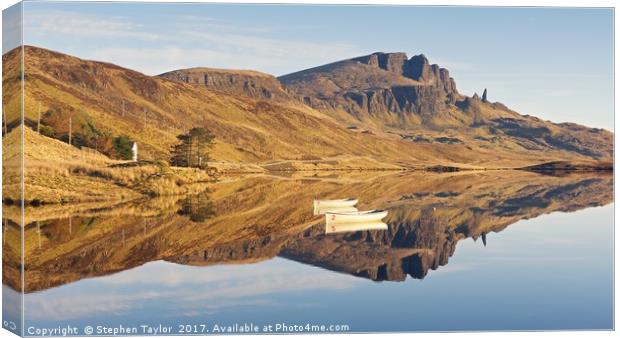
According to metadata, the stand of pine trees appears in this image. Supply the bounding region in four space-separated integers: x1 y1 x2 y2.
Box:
170 127 215 169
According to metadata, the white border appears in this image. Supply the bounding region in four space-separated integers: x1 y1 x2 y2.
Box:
0 1 617 338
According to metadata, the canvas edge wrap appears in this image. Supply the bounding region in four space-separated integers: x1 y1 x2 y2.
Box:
2 1 25 337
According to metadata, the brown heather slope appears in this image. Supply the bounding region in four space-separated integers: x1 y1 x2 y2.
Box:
10 46 429 169
3 45 611 171
279 52 613 161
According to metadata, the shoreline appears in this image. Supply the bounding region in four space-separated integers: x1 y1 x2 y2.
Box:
8 165 613 207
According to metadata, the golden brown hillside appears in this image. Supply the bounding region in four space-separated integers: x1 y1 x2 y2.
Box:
15 46 428 168
3 127 217 204
2 45 611 172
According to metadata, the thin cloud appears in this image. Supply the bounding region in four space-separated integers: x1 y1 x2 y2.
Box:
24 10 162 41
178 29 361 65
23 9 363 75
176 15 277 34
85 41 362 76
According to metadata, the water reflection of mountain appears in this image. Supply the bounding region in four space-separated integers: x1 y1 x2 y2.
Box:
3 171 612 292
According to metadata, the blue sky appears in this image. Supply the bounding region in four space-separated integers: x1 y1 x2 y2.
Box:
10 2 615 130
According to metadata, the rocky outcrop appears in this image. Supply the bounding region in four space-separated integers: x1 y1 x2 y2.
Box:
456 94 482 114
352 52 408 73
351 53 458 96
278 51 613 162
159 68 292 101
279 52 460 125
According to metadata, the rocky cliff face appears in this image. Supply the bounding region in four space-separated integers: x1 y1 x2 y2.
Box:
279 52 460 124
278 51 613 161
159 67 292 101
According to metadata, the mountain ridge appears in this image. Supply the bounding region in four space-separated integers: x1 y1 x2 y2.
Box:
278 51 462 125
277 51 612 159
158 66 293 101
3 45 613 173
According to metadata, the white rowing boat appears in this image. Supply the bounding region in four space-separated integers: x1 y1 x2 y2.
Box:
325 221 388 234
313 198 358 209
313 206 359 216
334 209 378 214
325 210 388 225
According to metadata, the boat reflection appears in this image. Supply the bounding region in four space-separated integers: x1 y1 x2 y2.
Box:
314 198 389 228
325 221 388 234
325 210 388 226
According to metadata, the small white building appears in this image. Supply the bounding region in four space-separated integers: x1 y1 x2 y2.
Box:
131 142 138 162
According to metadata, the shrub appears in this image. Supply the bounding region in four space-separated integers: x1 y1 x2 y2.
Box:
113 136 134 160
39 125 55 138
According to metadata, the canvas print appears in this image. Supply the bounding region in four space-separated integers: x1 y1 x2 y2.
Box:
1 2 614 336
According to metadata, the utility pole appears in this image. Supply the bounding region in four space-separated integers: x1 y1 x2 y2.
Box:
37 221 41 249
187 135 193 167
3 107 7 138
186 142 191 167
37 102 41 134
143 109 149 143
68 116 72 146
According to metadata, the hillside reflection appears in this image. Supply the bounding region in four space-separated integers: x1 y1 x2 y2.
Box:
2 170 613 292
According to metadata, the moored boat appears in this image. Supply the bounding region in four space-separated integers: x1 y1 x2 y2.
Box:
313 198 358 209
313 206 359 216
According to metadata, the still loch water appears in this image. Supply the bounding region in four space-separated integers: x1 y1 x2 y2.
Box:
3 171 614 334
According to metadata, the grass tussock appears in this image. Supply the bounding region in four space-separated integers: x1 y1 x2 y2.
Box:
68 163 160 185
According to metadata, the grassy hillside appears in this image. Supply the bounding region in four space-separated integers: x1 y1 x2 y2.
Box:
2 126 215 204
16 46 426 167
3 45 608 172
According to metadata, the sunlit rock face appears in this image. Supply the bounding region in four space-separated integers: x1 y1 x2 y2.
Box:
279 52 459 123
279 51 613 160
159 67 293 101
